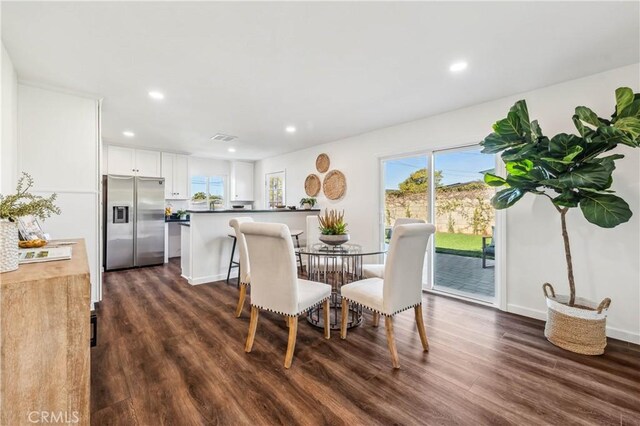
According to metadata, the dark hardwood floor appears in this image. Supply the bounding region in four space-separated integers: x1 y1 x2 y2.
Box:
91 259 640 425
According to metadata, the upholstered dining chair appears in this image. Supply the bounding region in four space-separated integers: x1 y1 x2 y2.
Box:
340 223 435 369
229 217 254 318
240 222 332 368
362 218 425 279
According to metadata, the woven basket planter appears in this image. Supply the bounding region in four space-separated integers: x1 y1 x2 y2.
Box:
0 220 19 273
542 283 611 355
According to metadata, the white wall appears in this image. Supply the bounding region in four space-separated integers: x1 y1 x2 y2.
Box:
189 156 230 178
18 84 101 304
1 43 18 194
255 64 640 343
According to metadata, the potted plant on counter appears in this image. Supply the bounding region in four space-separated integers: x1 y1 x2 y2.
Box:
318 209 350 246
176 210 188 220
480 87 640 355
300 197 317 210
0 172 61 273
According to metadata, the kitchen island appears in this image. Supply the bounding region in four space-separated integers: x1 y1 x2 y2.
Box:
181 209 320 285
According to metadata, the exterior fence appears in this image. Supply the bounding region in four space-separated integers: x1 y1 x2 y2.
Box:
385 185 495 236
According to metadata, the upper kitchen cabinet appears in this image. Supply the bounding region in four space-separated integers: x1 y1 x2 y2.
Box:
230 161 254 201
106 146 135 175
106 146 161 177
134 149 162 176
162 152 189 199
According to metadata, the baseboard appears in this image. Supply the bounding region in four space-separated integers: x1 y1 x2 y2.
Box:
507 303 640 344
506 304 547 321
188 272 230 285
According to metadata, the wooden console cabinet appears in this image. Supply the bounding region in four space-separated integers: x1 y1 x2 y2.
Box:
0 239 91 425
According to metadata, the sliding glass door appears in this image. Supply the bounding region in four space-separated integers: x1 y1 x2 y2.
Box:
382 155 430 283
381 145 497 303
432 146 496 301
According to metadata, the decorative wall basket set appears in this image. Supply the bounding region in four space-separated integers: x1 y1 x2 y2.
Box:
305 153 346 200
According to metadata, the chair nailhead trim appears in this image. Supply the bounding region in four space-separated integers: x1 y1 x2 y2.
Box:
341 298 420 317
251 297 330 317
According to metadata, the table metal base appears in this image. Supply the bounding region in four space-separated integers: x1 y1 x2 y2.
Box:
307 293 363 330
301 246 384 331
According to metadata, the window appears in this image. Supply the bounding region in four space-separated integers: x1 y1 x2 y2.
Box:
191 175 226 208
265 171 285 208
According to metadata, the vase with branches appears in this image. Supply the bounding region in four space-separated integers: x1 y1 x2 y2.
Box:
0 173 61 272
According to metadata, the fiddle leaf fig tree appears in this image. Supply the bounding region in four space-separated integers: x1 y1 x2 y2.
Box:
480 87 640 306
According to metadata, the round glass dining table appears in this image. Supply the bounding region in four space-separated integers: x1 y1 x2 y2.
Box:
298 243 386 330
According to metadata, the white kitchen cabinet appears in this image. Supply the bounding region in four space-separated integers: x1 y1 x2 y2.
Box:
161 152 189 199
106 146 136 175
106 146 161 177
230 161 254 201
135 149 161 177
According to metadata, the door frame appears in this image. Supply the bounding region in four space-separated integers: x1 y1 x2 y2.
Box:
378 142 506 310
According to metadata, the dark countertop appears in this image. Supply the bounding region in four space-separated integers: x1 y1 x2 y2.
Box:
166 217 190 223
187 209 320 214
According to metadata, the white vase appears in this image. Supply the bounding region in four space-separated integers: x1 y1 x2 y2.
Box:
0 220 19 273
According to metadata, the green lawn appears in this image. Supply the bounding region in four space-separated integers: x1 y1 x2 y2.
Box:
435 232 487 258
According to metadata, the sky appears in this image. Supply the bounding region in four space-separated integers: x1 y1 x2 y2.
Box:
384 148 495 189
191 176 225 198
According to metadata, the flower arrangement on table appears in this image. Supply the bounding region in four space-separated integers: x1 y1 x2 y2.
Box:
318 209 349 246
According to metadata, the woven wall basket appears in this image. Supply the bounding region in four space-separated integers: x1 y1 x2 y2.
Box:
542 283 611 355
323 170 346 200
316 153 330 173
304 174 321 196
0 220 19 273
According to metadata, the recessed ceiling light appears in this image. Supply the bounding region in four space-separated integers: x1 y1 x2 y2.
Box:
228 147 236 153
148 91 164 100
449 61 468 73
123 131 135 137
285 126 296 133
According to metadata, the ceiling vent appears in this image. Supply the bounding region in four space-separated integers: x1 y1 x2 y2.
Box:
210 133 238 142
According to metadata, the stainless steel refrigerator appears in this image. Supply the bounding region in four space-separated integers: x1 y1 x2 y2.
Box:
104 175 165 270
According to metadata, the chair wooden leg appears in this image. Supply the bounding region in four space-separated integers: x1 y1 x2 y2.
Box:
340 298 348 339
245 306 259 353
235 284 247 318
372 311 380 327
385 316 400 369
414 304 429 351
323 299 330 339
284 316 298 369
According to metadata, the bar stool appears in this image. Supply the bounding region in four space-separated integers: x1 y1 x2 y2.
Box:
226 232 240 285
290 229 304 273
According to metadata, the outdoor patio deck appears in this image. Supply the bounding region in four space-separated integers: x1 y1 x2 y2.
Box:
434 253 495 297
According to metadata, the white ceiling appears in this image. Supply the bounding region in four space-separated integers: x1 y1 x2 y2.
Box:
2 2 639 160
